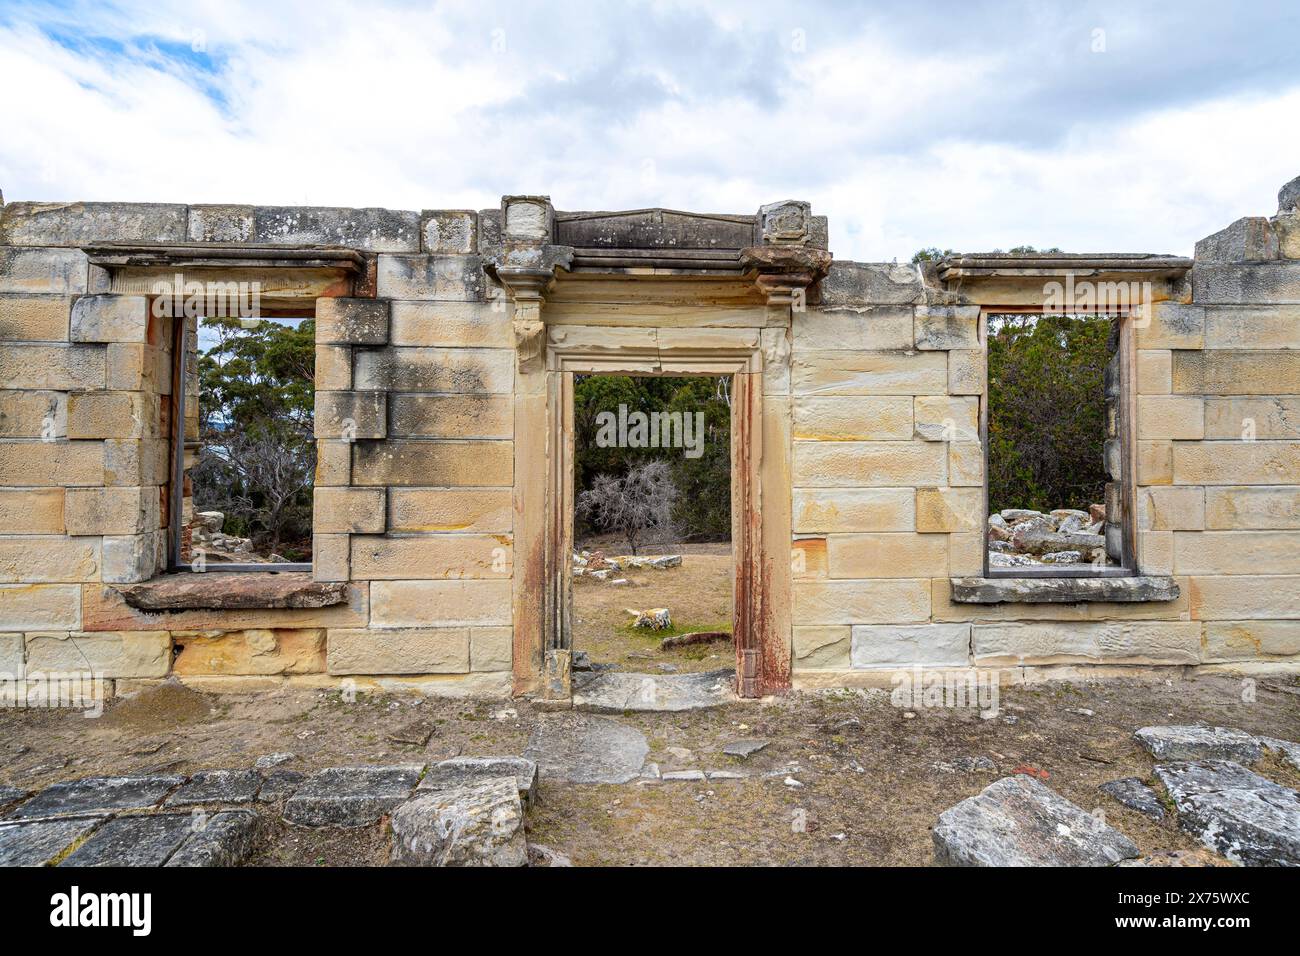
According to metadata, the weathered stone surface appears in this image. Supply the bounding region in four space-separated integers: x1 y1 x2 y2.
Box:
1117 849 1235 867
1173 442 1300 486
1136 303 1205 350
721 738 770 758
1135 726 1262 762
1194 217 1279 262
389 394 512 438
0 343 106 389
252 206 420 252
1099 777 1166 821
256 769 305 803
369 580 512 627
1173 350 1300 394
819 262 924 306
1173 530 1300 575
0 584 81 630
1192 263 1300 304
421 210 478 255
351 440 514 488
827 533 948 578
0 785 29 809
792 625 851 668
1204 305 1300 349
794 579 931 625
116 573 348 610
571 669 733 712
1154 760 1300 866
524 713 649 784
793 441 946 487
1137 486 1205 531
0 293 70 341
1202 621 1300 661
973 621 1199 666
915 487 982 532
914 305 980 350
793 350 947 395
70 295 148 343
167 769 264 806
375 254 486 300
9 775 184 820
792 395 912 441
0 816 107 866
327 627 470 675
0 246 87 294
1260 737 1300 771
25 631 171 679
0 201 187 246
354 346 511 393
527 843 573 867
947 349 985 395
792 488 914 533
282 765 423 828
950 576 1179 604
1279 175 1300 215
933 775 1140 866
390 777 527 867
794 308 914 351
852 623 971 668
0 535 100 583
313 487 386 533
59 812 193 866
315 298 389 345
913 395 979 441
1204 398 1300 440
350 534 508 580
418 757 538 806
315 390 386 440
164 809 264 867
387 488 512 533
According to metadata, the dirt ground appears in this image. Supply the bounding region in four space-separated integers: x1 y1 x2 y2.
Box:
573 537 733 674
2 671 1297 866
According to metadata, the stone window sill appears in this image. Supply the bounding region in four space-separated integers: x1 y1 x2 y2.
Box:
114 572 347 612
949 576 1180 604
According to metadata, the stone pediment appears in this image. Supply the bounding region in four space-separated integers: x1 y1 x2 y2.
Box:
555 208 755 251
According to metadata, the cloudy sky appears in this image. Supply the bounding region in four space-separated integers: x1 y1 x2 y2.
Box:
1 0 1297 261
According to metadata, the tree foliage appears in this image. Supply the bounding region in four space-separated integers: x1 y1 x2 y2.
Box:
986 312 1114 514
192 316 316 559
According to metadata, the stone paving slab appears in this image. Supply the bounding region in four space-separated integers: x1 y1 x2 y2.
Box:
59 813 195 867
417 757 538 806
167 769 263 807
256 769 305 803
1099 777 1165 821
524 713 649 784
1135 725 1262 762
933 775 1140 866
391 777 527 867
8 775 185 820
0 817 107 867
282 765 424 828
166 810 264 867
572 669 734 713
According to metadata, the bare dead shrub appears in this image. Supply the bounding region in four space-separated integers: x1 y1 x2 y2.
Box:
577 460 679 554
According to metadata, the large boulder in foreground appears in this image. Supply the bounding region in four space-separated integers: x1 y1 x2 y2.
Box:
1155 761 1300 867
934 775 1140 866
389 777 526 867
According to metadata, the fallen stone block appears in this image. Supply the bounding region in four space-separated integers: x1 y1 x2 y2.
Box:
524 712 649 784
933 775 1140 866
256 769 305 803
59 813 194 866
1135 725 1262 762
1099 777 1166 821
721 738 770 759
1154 760 1300 866
0 816 107 866
389 778 526 867
418 757 538 807
283 765 423 828
165 810 265 867
167 769 263 806
10 775 184 820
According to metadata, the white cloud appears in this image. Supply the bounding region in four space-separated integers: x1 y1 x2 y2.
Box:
1 0 1297 260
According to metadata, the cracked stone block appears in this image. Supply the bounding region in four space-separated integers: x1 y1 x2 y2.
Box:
1155 761 1300 867
933 775 1140 866
418 757 538 807
166 810 264 867
1135 725 1262 762
571 669 733 713
524 713 649 785
0 816 107 866
166 769 263 806
1099 777 1165 821
390 777 526 867
282 765 423 828
59 813 195 866
9 775 184 820
256 769 305 803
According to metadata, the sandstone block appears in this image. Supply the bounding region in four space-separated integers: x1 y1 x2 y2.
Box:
1137 486 1204 531
25 630 170 678
470 626 512 671
387 488 513 533
972 621 1200 666
370 580 513 627
792 350 947 395
353 346 512 393
102 532 163 583
70 295 148 343
0 441 104 486
792 488 914 533
1195 217 1279 263
421 210 478 255
1188 575 1300 620
389 300 512 348
1137 396 1204 440
851 623 971 668
0 294 70 341
0 390 64 438
794 307 914 350
1174 530 1300 575
352 440 513 487
0 584 80 629
1205 486 1300 529
349 534 510 580
792 625 851 668
792 578 930 625
314 488 386 534
1192 263 1300 304
1139 530 1173 573
792 396 912 440
1136 349 1172 394
1135 302 1204 349
1136 440 1172 485
315 441 351 486
315 390 386 440
66 391 155 440
915 487 983 532
914 305 980 350
1172 441 1300 484
913 395 978 441
315 345 352 390
327 627 470 674
389 394 512 438
103 438 168 486
186 204 254 242
172 628 326 676
948 532 984 576
1204 397 1300 439
64 487 159 536
376 255 485 301
947 349 985 395
0 535 100 583
1202 620 1300 661
0 344 105 389
0 488 64 533
0 247 87 294
315 298 388 345
252 206 420 252
1204 305 1300 349
948 441 984 487
827 533 948 578
313 534 349 582
819 262 924 306
0 202 186 246
793 441 946 487
1173 350 1300 395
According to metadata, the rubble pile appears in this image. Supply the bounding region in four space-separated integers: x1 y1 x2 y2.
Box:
987 505 1107 569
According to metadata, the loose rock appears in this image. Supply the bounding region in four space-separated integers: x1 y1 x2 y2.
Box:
1154 761 1300 867
1135 725 1262 762
1099 777 1166 821
389 778 527 867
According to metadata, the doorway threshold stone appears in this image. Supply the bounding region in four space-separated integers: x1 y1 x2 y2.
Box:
572 668 735 712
